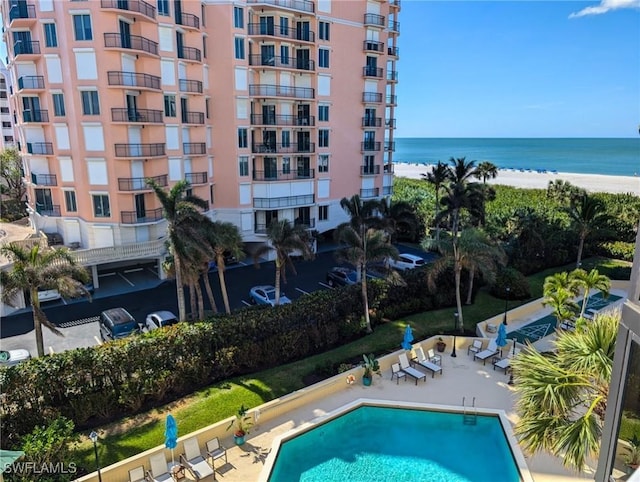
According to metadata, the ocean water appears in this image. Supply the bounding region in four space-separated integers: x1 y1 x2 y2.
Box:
394 138 640 177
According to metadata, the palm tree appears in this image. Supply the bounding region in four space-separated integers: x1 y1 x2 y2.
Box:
572 268 610 319
422 160 449 243
565 194 610 268
543 288 579 327
511 310 618 471
147 179 209 322
0 244 89 357
339 194 382 280
253 219 314 305
437 157 483 238
474 161 498 184
206 221 245 314
372 198 419 244
543 271 580 299
547 179 585 206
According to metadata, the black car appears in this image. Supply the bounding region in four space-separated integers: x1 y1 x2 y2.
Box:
326 267 358 287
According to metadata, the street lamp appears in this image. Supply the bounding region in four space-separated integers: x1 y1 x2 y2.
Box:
508 340 517 386
89 431 102 482
503 287 510 325
451 312 459 357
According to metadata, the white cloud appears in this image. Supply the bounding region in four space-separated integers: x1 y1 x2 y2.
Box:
569 0 640 18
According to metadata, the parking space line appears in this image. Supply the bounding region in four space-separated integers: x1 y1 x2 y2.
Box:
318 282 333 289
99 272 117 277
94 336 102 345
124 268 144 273
118 272 135 286
60 297 67 305
146 267 158 276
48 346 54 355
241 300 251 306
295 288 309 295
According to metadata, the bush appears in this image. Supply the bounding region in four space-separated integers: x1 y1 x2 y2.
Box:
596 241 635 262
490 266 531 300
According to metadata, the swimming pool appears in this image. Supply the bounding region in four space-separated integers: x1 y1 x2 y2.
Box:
262 400 531 482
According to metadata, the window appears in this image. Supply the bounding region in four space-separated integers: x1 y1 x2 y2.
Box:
318 105 329 122
319 49 330 68
4 136 13 142
202 36 207 58
319 21 330 40
319 205 328 221
280 17 288 35
80 91 99 115
282 157 291 174
233 7 244 28
318 154 329 172
92 194 110 217
1 107 9 114
318 129 329 148
73 14 93 41
0 92 5 99
164 95 176 117
52 93 65 116
64 191 77 212
238 128 248 148
280 45 289 65
281 131 290 148
210 185 214 204
44 23 58 47
158 0 169 16
234 37 245 60
205 98 210 119
2 122 10 128
239 156 249 176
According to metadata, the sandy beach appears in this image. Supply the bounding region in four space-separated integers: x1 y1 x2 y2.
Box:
394 163 640 195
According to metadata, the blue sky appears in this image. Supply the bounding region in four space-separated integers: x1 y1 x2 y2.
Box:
395 1 640 138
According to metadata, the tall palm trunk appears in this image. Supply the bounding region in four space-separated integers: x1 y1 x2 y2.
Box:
174 254 187 321
30 289 45 357
274 257 282 305
188 282 197 320
194 280 204 320
576 235 585 268
202 272 218 313
361 275 372 333
216 253 231 314
434 191 440 243
453 242 464 333
465 266 475 305
580 288 591 318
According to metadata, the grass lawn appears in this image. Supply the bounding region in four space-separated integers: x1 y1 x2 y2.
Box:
73 257 630 471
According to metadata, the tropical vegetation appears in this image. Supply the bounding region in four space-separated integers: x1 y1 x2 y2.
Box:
0 148 28 221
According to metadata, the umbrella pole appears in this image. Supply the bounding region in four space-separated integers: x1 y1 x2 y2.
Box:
171 448 175 465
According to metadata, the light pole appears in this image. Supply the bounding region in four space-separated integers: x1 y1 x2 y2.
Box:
451 312 459 357
503 287 510 325
89 431 102 482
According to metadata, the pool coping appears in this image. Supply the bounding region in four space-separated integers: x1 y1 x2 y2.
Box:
258 397 535 482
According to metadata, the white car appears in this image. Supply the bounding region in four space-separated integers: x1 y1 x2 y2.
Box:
37 288 62 303
0 349 31 366
249 285 292 306
387 253 426 271
145 311 179 331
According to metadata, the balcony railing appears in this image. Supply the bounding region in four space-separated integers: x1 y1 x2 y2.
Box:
9 3 36 21
247 23 315 42
179 79 203 93
107 71 161 90
249 84 315 99
35 204 61 216
249 54 315 71
386 118 396 129
100 0 156 19
254 194 314 208
22 110 49 123
111 108 164 123
295 218 315 229
177 46 202 62
183 143 206 155
387 46 399 57
360 165 380 176
389 0 400 7
362 117 382 127
363 40 384 53
252 142 315 154
118 174 167 191
121 207 164 224
363 67 383 78
362 92 383 103
388 20 400 32
383 163 394 173
250 114 315 126
247 0 314 14
360 188 379 198
68 237 167 266
253 168 314 181
31 173 57 185
386 94 397 105
27 142 53 155
383 186 393 195
114 143 166 157
18 75 44 90
185 172 207 184
364 13 385 26
387 70 398 82
14 40 40 56
361 142 381 152
104 33 158 56
177 11 200 29
181 111 205 124
384 141 396 152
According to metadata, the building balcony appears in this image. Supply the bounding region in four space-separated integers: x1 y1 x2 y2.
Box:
100 0 156 20
360 188 379 198
118 174 167 191
104 33 158 57
181 111 205 125
386 94 397 105
254 194 314 208
363 40 384 53
22 110 49 123
111 108 164 124
107 71 161 90
67 237 167 266
360 165 380 176
254 218 315 233
30 173 56 185
389 0 400 8
13 40 40 58
386 118 396 129
387 70 398 82
384 141 395 152
121 207 164 224
183 143 206 155
249 54 315 71
249 84 315 99
27 142 53 155
253 168 314 181
364 13 385 27
114 143 166 158
179 79 203 94
177 12 200 30
388 20 400 33
250 114 315 126
35 204 61 216
383 186 393 195
247 0 314 14
362 117 382 127
177 46 202 62
383 163 394 173
185 171 207 184
247 23 315 42
361 141 381 152
17 75 44 91
388 46 399 57
8 3 36 26
362 92 383 103
252 142 315 154
363 66 383 78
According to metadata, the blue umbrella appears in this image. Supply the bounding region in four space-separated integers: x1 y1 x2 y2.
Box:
401 324 414 350
496 323 508 353
165 414 178 465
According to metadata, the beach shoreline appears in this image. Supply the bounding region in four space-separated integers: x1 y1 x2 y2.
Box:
393 163 640 195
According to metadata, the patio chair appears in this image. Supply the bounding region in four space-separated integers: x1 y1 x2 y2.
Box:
467 339 483 356
128 466 146 482
391 362 407 384
493 349 520 374
180 436 215 481
473 339 499 365
398 353 427 385
206 437 227 469
146 453 173 482
411 346 443 378
426 348 442 365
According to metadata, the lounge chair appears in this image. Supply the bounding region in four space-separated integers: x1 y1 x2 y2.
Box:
146 453 173 482
473 339 499 365
467 339 483 356
412 346 443 378
398 353 427 385
493 349 520 374
128 466 146 482
391 362 407 384
426 348 442 365
180 436 215 481
206 437 227 469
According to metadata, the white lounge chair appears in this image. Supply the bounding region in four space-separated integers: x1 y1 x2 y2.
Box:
398 353 427 385
128 466 146 482
181 437 215 481
426 348 442 365
467 339 483 356
146 453 173 482
473 339 499 365
412 346 443 378
390 362 407 384
493 349 520 374
206 437 227 469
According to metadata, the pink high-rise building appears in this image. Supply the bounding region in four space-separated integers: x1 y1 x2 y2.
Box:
2 0 399 278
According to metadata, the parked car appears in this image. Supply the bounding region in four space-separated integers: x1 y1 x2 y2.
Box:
326 267 358 287
99 307 140 341
249 285 291 306
37 288 62 303
387 253 426 271
208 252 240 271
144 311 179 331
0 349 31 366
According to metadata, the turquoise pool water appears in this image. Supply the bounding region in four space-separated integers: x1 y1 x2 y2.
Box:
268 406 521 482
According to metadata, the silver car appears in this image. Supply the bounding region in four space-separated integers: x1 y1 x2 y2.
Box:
144 311 179 331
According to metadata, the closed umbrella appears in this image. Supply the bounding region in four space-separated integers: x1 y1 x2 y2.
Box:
401 324 414 350
496 322 508 355
164 414 178 466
